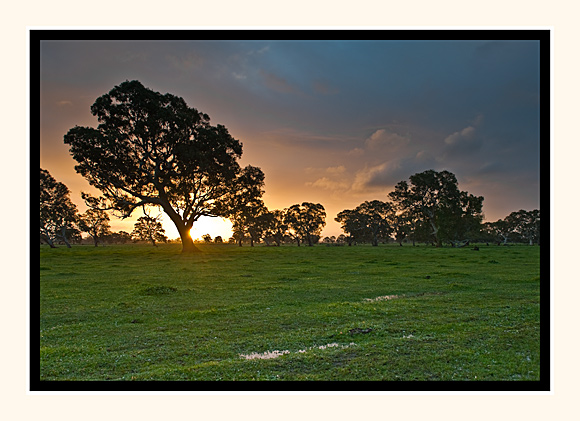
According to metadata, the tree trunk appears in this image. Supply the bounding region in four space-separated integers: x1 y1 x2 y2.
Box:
176 226 199 254
180 234 198 253
42 227 57 248
159 202 200 253
429 222 441 247
59 227 72 248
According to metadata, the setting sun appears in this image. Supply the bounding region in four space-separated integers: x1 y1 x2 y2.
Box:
188 216 233 242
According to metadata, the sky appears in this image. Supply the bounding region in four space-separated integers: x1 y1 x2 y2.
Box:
39 34 542 240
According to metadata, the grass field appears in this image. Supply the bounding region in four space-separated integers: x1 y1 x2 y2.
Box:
38 242 542 386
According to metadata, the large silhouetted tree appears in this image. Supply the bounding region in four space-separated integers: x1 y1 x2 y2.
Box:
64 80 257 253
40 168 79 248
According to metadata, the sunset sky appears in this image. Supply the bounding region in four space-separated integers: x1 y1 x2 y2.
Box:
38 32 544 240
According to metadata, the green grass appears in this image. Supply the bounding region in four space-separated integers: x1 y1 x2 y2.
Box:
38 243 541 382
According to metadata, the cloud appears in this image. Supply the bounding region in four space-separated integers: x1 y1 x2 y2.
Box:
415 150 434 163
351 149 442 193
352 162 399 192
444 125 475 146
347 148 365 156
306 176 350 192
365 129 410 150
326 165 346 175
55 100 73 106
305 166 350 193
442 117 484 157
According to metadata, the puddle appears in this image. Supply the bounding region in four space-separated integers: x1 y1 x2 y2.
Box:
364 294 400 303
240 342 356 360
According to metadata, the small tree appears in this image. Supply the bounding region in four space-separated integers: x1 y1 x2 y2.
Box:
336 201 395 246
509 209 540 245
131 215 168 246
335 209 363 245
202 234 212 243
106 230 132 244
390 212 411 246
356 200 395 246
78 208 111 246
219 165 267 247
285 202 326 246
263 210 288 247
214 236 223 244
487 209 540 245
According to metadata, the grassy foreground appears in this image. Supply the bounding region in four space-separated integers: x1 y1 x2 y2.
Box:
38 243 542 385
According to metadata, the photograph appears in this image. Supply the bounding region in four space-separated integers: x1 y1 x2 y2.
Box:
35 29 548 392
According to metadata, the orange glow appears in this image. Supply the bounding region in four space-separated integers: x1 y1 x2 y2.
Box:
189 216 233 242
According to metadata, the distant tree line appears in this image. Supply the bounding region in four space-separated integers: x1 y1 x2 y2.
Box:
334 170 540 247
40 81 540 251
481 209 540 246
40 168 168 247
40 166 539 249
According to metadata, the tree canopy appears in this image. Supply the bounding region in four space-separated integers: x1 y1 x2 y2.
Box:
335 200 395 246
64 80 258 253
40 168 79 248
389 170 484 247
285 202 326 246
217 165 267 247
484 209 540 245
131 215 168 246
78 208 111 247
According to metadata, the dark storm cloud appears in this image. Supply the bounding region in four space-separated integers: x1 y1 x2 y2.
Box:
40 35 542 235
